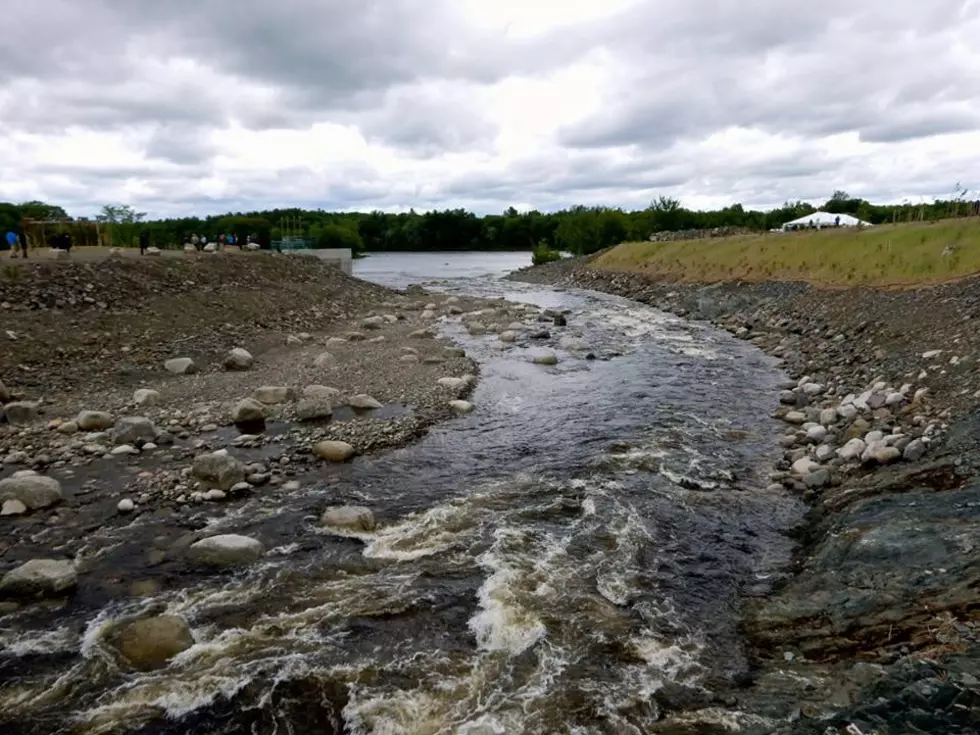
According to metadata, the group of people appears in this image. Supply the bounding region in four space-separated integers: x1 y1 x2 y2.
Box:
4 229 73 257
185 232 259 251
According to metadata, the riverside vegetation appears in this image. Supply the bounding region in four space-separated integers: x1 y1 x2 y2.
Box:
3 190 977 257
514 220 980 733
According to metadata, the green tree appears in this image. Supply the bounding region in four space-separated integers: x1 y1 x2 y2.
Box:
96 204 147 247
314 223 364 256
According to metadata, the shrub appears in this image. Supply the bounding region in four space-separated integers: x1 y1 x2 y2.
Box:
532 243 562 266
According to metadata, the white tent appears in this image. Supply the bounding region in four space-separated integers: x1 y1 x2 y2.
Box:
781 211 872 230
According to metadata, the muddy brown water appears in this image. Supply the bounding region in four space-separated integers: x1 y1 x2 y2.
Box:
1 255 805 734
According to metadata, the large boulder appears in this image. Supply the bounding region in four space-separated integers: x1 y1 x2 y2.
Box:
0 474 63 510
230 398 267 426
112 615 195 670
164 357 198 375
0 559 77 598
223 348 254 371
252 386 296 405
313 440 355 462
3 401 39 425
112 416 158 446
320 506 376 532
187 535 265 567
77 410 114 431
192 450 246 490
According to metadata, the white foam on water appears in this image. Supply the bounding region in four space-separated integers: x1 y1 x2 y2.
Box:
0 624 76 656
469 527 549 654
362 500 479 562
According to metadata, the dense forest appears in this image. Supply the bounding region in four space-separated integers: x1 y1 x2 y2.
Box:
2 192 977 257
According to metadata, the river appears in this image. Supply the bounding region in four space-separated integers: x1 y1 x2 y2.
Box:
2 251 803 734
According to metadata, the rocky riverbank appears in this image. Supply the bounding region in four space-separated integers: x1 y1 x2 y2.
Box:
513 257 980 733
0 255 546 620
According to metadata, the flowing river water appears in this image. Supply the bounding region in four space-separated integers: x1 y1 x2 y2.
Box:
2 252 804 734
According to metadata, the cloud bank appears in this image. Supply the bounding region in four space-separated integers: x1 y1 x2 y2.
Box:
1 0 978 217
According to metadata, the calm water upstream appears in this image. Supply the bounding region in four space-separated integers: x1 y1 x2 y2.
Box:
2 251 802 734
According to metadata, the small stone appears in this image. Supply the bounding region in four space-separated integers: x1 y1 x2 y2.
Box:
231 398 267 425
252 386 296 405
313 352 337 368
229 482 252 495
134 389 161 407
903 438 926 461
313 440 355 462
191 451 246 490
204 489 227 501
400 354 420 364
437 377 467 390
282 481 301 491
112 615 194 670
348 394 383 410
164 357 197 375
112 416 158 446
111 445 139 456
223 347 254 371
779 391 797 405
499 331 519 343
819 408 838 426
0 475 63 510
815 444 836 462
804 469 831 489
296 397 333 421
77 410 115 431
1 499 28 516
449 400 474 414
57 420 79 435
117 499 135 513
0 559 77 598
303 385 342 402
532 353 559 365
806 425 827 443
838 438 867 461
361 316 385 330
783 411 806 425
801 383 824 397
187 535 264 567
320 506 376 532
3 401 39 425
792 457 820 476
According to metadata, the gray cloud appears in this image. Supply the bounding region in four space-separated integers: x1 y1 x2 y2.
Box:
1 0 979 217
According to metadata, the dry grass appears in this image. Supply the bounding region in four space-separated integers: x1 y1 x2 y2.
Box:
594 219 980 287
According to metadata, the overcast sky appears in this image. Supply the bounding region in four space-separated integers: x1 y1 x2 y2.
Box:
1 0 979 218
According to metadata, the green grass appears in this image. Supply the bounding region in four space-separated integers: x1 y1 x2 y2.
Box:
594 219 980 287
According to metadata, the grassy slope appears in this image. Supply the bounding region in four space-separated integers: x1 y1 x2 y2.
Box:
594 219 980 287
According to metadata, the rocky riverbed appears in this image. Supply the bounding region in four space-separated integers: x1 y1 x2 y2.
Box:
513 257 980 733
0 256 541 623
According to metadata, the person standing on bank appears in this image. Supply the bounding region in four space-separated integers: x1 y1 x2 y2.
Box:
139 229 150 255
5 229 18 257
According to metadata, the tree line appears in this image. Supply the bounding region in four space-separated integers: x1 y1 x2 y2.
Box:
2 192 977 257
